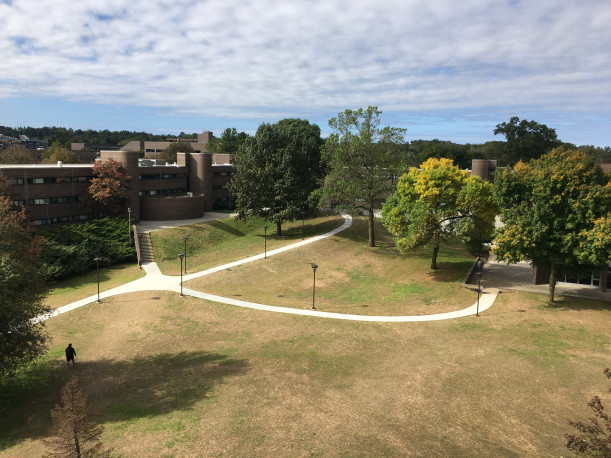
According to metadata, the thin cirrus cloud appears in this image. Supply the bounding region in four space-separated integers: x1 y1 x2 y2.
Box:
0 0 610 145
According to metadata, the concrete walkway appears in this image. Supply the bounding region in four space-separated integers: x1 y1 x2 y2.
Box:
481 256 610 303
35 212 498 324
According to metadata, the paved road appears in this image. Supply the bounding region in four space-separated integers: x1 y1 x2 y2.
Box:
34 212 497 324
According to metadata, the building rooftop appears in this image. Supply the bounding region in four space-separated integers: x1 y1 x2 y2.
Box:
0 163 93 169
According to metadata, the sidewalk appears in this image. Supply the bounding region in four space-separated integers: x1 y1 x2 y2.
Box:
36 212 499 323
480 258 610 303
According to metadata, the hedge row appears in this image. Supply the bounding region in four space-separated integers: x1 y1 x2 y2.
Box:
40 216 136 280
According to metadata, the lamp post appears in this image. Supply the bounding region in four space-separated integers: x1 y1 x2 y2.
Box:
183 236 189 273
263 225 268 259
311 263 318 310
476 257 484 316
302 214 305 240
178 253 185 297
94 257 102 303
128 207 132 244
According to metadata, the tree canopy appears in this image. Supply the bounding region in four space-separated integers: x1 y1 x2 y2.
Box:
318 106 406 247
207 128 249 154
494 116 561 165
42 141 80 164
88 159 131 215
0 144 34 164
162 141 194 163
0 195 49 377
229 119 322 235
493 148 611 302
382 158 498 269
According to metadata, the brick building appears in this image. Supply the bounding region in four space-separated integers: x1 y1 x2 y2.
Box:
0 150 236 227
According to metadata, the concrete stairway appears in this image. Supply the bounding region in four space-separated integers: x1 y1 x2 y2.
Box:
138 233 155 263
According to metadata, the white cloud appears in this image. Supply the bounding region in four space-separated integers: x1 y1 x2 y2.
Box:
0 0 610 124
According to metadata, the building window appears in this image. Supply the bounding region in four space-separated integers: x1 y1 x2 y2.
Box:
74 176 90 182
28 198 50 205
28 177 45 184
14 178 24 185
13 200 25 206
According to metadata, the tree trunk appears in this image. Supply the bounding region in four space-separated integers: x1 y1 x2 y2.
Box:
431 233 440 269
368 207 375 247
548 259 556 303
276 220 282 237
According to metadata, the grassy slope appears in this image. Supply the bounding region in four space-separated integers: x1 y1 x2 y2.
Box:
43 263 146 310
187 217 476 316
151 214 344 276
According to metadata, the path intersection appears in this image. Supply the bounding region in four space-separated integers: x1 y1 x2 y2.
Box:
35 213 497 324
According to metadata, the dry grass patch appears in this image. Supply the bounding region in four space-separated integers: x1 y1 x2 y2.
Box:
43 263 145 309
151 213 344 275
186 217 476 316
1 289 609 457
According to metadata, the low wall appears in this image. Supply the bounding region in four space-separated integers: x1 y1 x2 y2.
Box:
140 194 206 221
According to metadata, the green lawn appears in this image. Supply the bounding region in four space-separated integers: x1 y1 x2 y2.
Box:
187 217 477 316
43 263 146 309
1 215 609 457
1 290 608 457
151 213 344 275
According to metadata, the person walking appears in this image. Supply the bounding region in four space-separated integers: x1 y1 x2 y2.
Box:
65 343 76 367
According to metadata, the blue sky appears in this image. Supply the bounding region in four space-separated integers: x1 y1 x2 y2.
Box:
1 0 610 146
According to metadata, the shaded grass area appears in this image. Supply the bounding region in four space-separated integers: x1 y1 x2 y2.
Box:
187 217 476 316
1 289 609 456
151 213 344 275
43 263 146 309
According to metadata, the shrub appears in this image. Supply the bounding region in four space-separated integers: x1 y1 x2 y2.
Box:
40 216 136 280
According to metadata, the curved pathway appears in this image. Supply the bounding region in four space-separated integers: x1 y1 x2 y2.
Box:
35 213 497 324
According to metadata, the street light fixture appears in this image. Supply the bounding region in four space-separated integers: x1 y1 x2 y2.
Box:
94 257 102 303
476 257 484 316
263 225 268 259
128 207 132 244
183 236 189 273
178 253 185 297
311 263 318 310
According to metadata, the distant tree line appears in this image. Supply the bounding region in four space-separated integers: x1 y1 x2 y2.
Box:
2 126 194 149
4 122 609 166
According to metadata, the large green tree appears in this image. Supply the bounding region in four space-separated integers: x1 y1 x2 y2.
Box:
494 148 611 302
318 106 406 247
229 119 322 235
0 195 49 377
382 158 498 269
494 116 561 165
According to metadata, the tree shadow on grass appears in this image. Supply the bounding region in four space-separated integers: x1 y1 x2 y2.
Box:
541 296 611 312
45 267 124 292
195 220 245 237
0 351 249 449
